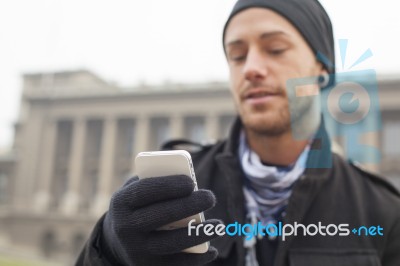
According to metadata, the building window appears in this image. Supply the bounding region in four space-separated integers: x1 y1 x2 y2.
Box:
149 117 170 150
50 168 68 210
79 169 98 212
90 169 98 200
383 121 400 157
0 173 8 204
55 120 73 158
116 119 135 158
184 116 206 142
86 119 104 158
50 120 73 210
85 169 99 203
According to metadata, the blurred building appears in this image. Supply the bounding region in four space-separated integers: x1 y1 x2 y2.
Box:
0 70 236 263
0 70 399 264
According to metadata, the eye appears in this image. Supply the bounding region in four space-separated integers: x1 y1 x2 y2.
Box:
268 48 287 56
265 40 290 56
226 46 247 63
230 55 246 62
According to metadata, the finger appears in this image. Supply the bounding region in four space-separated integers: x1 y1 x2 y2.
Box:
111 175 195 210
126 190 216 232
146 219 223 255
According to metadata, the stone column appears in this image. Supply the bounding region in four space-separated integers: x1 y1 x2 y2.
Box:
170 114 183 139
93 117 117 215
34 118 57 212
362 116 380 173
61 118 86 215
131 115 149 174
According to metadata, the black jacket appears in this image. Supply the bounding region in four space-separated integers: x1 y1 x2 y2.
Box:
77 119 400 266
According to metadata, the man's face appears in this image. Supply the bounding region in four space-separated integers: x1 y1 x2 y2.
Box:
224 8 325 136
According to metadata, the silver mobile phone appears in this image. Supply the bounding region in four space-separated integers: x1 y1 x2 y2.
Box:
135 150 209 254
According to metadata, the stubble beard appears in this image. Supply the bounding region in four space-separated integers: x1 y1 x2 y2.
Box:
241 103 291 137
240 96 314 137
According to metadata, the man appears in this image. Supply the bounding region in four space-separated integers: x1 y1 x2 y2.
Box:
77 0 400 265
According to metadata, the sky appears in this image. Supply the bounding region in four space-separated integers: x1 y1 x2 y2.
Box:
0 0 399 149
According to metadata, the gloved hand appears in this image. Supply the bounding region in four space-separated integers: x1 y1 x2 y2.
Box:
101 174 222 266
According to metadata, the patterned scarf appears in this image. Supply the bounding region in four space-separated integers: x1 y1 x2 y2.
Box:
239 132 310 266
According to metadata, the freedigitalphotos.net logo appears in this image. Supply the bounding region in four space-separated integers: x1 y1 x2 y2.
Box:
188 220 384 241
286 39 381 168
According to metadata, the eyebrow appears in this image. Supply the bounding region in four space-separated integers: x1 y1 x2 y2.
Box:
225 31 288 48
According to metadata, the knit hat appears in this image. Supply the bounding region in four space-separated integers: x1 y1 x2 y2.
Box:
222 0 335 76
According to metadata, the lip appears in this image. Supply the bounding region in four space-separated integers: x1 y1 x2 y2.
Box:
242 88 280 105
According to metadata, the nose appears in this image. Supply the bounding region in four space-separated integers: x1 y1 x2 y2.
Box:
243 48 268 82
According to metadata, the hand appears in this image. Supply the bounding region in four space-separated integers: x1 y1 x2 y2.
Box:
101 175 221 266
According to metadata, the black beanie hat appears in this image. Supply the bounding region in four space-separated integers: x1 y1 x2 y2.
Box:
223 0 335 75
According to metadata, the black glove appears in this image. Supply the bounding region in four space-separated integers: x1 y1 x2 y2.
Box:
101 175 222 266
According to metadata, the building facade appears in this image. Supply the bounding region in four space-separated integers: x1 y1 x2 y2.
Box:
0 70 398 264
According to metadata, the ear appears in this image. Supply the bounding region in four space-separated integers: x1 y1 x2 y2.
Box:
316 61 328 76
320 69 329 76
